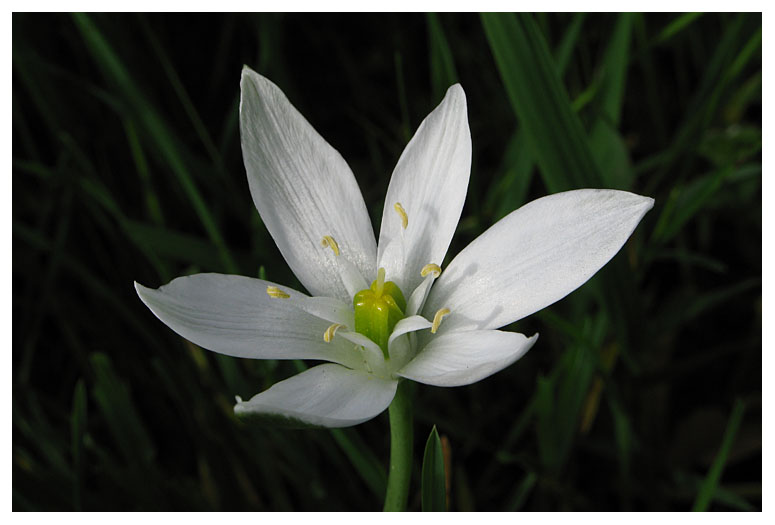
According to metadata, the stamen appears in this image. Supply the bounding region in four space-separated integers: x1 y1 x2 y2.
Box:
393 202 408 229
320 235 340 256
430 308 451 334
420 263 442 278
266 286 290 299
323 323 344 343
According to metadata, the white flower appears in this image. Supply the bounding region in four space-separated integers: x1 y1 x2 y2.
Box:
135 67 654 428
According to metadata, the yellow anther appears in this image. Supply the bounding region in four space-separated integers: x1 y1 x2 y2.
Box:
393 202 408 229
323 323 344 343
266 286 290 299
430 308 451 334
421 263 442 278
321 235 340 256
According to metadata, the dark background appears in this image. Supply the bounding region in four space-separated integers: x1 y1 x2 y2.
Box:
13 13 761 510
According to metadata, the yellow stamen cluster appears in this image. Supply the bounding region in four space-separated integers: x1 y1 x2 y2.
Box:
430 308 451 334
421 263 442 278
393 202 408 229
323 323 344 343
266 286 290 299
321 235 340 256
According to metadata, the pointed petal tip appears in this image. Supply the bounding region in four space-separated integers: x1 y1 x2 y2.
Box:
626 192 656 220
241 65 269 85
239 66 262 93
443 83 467 107
585 189 655 218
447 82 465 96
134 280 152 300
239 67 274 108
625 190 654 209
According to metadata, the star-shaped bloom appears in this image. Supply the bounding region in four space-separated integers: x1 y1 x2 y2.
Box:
135 67 653 428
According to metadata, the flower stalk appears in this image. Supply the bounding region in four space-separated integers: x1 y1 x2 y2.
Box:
383 380 414 511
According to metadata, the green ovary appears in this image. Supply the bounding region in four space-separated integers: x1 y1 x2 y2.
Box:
353 268 406 360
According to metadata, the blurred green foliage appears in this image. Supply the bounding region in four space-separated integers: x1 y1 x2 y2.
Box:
13 13 761 510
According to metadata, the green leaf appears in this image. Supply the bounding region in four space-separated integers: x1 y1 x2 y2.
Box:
553 13 585 74
71 13 237 274
645 14 757 195
697 125 761 167
505 471 537 511
653 13 703 44
421 425 446 511
427 13 458 102
484 14 585 220
693 399 746 511
535 314 606 472
481 12 602 193
589 13 635 190
485 131 534 220
651 165 733 243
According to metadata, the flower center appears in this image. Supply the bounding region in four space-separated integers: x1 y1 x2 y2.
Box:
352 267 406 360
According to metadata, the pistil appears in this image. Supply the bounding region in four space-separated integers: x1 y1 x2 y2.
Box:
353 268 407 360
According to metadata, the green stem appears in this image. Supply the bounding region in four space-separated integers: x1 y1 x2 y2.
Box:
383 380 414 511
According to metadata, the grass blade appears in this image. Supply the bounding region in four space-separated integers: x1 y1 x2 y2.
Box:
484 14 585 219
421 426 446 511
71 13 237 273
654 13 703 44
427 13 458 102
651 165 733 243
590 13 634 189
481 12 602 192
692 399 746 511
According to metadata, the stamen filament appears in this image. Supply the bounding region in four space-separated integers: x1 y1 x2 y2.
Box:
320 235 340 256
430 308 451 334
420 263 442 278
393 202 408 229
266 286 290 299
323 323 344 343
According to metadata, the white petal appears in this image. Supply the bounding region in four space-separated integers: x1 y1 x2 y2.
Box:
240 68 376 301
388 315 433 348
293 296 354 328
336 330 385 363
387 315 433 368
377 84 471 293
398 330 537 387
425 189 654 332
135 273 361 369
334 253 369 299
405 273 437 316
234 364 397 428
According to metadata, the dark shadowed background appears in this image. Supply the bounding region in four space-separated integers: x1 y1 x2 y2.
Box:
13 12 761 510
